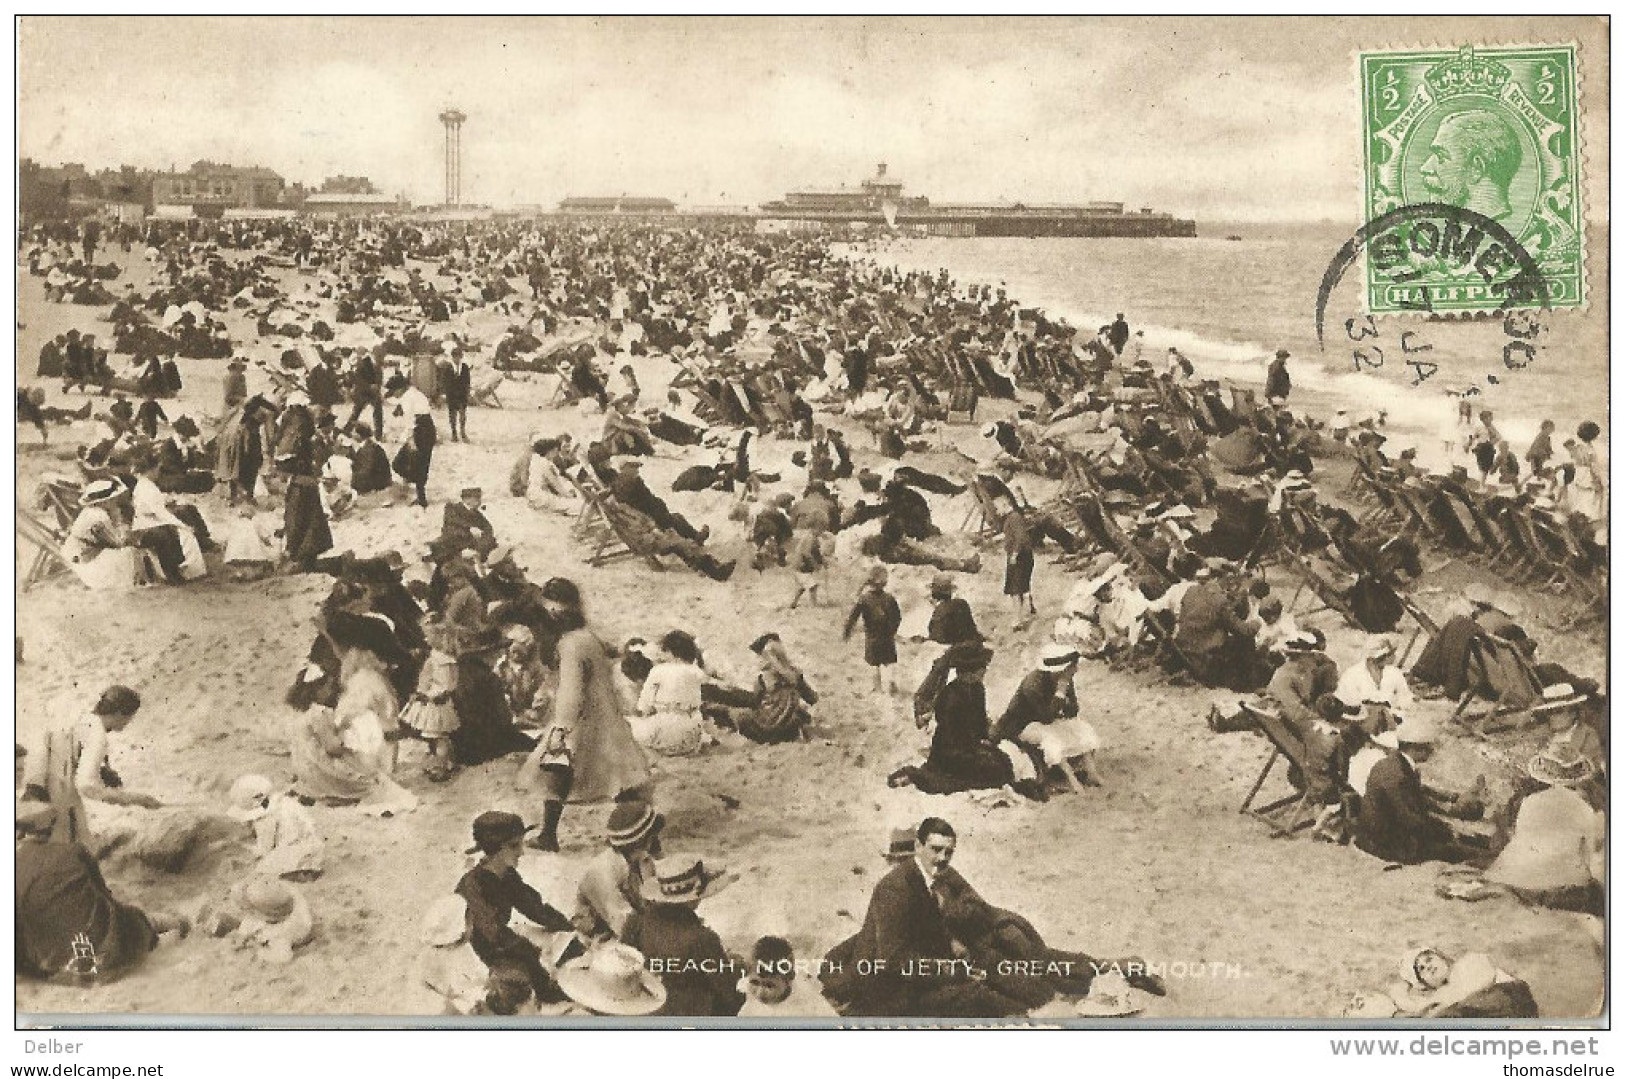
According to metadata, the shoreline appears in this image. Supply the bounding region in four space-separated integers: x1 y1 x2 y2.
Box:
838 235 1606 476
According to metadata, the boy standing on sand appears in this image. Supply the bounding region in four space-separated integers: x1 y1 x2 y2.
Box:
843 566 902 695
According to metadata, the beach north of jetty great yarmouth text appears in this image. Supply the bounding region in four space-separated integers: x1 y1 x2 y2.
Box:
12 16 1608 1034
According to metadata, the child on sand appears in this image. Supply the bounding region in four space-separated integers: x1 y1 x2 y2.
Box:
786 529 828 609
226 773 325 881
738 936 836 1017
222 505 280 581
400 619 461 782
842 566 902 695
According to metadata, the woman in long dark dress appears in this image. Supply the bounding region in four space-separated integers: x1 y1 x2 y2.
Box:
913 643 1013 795
449 627 536 767
392 410 438 508
275 396 333 569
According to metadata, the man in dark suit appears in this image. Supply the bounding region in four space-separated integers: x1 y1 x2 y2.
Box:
835 818 1027 1017
1175 570 1262 689
442 487 498 559
610 460 707 544
305 353 343 422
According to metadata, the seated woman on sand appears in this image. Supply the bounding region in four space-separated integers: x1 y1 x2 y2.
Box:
1347 948 1537 1019
60 478 147 589
630 630 712 757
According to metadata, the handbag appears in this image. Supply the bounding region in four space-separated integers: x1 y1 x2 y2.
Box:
537 725 573 775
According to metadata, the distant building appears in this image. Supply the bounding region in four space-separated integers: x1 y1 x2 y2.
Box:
317 175 380 195
152 161 286 216
558 196 677 215
767 163 929 215
301 191 407 217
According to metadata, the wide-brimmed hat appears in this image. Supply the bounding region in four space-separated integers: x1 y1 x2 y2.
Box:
242 879 298 923
946 641 995 673
1531 683 1589 713
79 478 124 506
466 810 535 855
1462 583 1494 608
1039 642 1082 670
420 895 470 948
640 854 737 905
1283 633 1321 654
1075 971 1150 1018
556 943 667 1016
1526 746 1596 787
1394 712 1439 746
883 827 916 861
606 800 664 850
1274 349 1290 360
1363 636 1396 661
15 800 58 836
227 774 276 823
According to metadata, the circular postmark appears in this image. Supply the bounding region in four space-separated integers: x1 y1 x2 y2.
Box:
1315 203 1552 390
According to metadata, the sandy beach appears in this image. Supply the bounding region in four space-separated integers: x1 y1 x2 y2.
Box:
14 240 1606 1022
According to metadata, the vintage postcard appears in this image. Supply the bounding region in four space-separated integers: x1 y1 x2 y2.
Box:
13 15 1608 1040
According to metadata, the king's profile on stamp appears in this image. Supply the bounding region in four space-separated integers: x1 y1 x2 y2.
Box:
1362 44 1584 312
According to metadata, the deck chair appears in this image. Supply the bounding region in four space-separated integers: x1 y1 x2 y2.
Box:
1452 633 1546 734
19 506 73 591
1280 546 1360 629
945 383 979 424
565 475 661 571
1236 701 1319 837
959 479 1009 541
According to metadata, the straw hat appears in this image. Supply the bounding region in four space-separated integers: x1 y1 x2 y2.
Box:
1371 728 1402 750
15 800 57 836
1039 642 1083 670
1075 971 1150 1018
555 943 667 1016
242 879 298 923
1531 683 1589 713
79 479 124 506
606 800 664 851
420 895 469 948
226 774 276 823
1462 583 1494 608
1363 636 1396 661
1526 746 1595 788
639 854 737 905
1394 712 1439 746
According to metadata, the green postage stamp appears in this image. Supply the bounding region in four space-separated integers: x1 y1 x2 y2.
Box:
1360 45 1584 313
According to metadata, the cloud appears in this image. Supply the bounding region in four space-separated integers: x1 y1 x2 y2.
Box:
16 16 1605 221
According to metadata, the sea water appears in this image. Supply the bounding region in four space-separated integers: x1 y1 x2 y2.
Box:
850 222 1608 465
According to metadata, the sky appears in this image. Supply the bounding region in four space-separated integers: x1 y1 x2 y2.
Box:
18 16 1609 222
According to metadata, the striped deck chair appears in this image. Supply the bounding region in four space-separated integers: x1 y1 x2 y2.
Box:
1452 633 1547 735
18 506 73 591
1280 546 1361 629
1236 700 1322 838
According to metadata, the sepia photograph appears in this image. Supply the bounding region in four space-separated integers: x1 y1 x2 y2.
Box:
11 15 1610 1041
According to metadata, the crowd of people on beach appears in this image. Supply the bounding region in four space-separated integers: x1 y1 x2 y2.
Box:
15 213 1607 1019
